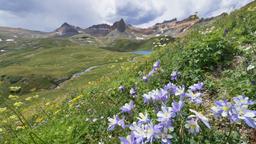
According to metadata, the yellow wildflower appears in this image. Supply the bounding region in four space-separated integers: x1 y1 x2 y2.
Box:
9 115 17 120
33 95 39 99
45 102 51 106
35 117 44 123
9 86 21 92
16 126 25 130
0 107 7 113
13 102 23 107
25 97 32 101
8 95 19 99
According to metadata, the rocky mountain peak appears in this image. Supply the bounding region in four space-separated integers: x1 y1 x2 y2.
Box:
112 18 127 32
55 22 79 36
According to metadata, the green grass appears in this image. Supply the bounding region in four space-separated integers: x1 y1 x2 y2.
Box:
1 1 256 143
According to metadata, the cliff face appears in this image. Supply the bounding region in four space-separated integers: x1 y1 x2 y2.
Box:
55 22 79 36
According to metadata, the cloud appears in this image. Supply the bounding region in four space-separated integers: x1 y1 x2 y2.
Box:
0 0 253 31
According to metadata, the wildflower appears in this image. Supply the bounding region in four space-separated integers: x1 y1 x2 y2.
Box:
142 76 148 82
92 118 98 122
119 85 125 92
9 115 17 120
157 105 175 124
33 95 39 98
107 115 125 131
121 101 134 113
170 71 180 81
157 89 170 102
119 134 135 144
130 87 137 97
13 102 23 107
0 107 7 113
45 102 51 106
8 95 19 99
130 122 160 143
174 86 185 97
158 127 173 144
186 90 203 104
189 109 211 128
247 64 255 71
230 95 256 128
172 100 184 113
233 95 254 106
185 118 200 134
142 89 159 103
25 97 32 101
189 82 204 91
9 86 21 92
163 82 177 94
211 100 232 117
137 112 150 124
153 60 160 69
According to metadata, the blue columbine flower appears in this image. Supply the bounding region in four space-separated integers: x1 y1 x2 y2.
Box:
189 82 204 92
186 90 203 104
107 115 125 131
233 95 255 107
119 134 136 144
211 100 232 118
157 105 175 125
172 100 184 113
185 118 200 135
170 71 180 81
189 109 211 128
119 85 125 92
163 82 177 94
153 60 161 70
130 122 160 143
158 127 173 144
174 86 186 98
121 101 135 113
137 112 150 124
130 87 137 97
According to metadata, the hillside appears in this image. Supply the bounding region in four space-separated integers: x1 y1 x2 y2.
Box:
0 1 256 144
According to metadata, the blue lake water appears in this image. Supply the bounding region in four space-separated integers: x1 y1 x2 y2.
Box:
131 50 152 55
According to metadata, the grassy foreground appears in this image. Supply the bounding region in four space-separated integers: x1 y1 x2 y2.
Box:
1 1 256 143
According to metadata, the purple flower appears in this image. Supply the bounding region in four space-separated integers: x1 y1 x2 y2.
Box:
119 134 136 144
130 122 160 143
121 101 135 113
170 71 180 81
189 82 204 92
174 86 186 98
137 112 150 124
130 87 137 97
119 85 125 92
233 95 254 106
153 60 161 69
142 76 148 82
172 100 184 113
186 90 203 104
211 100 232 118
189 109 211 128
158 127 173 144
157 105 175 124
107 115 125 131
163 82 177 94
185 118 200 135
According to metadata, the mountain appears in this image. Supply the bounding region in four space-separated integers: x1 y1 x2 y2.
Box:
55 22 80 36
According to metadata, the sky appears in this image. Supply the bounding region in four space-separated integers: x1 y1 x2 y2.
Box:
0 0 253 32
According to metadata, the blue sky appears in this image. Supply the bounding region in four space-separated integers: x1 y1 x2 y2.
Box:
0 0 253 31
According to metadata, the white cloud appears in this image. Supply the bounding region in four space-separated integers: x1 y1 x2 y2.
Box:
0 0 253 31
